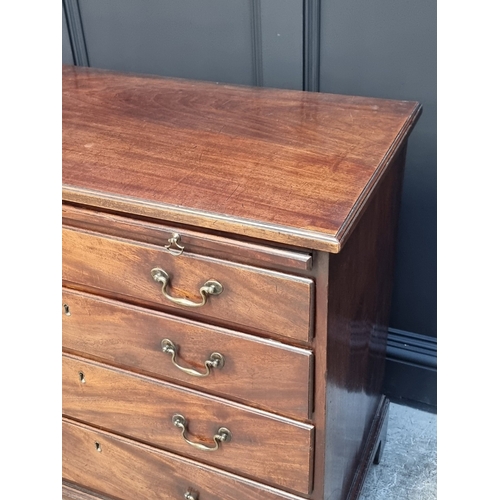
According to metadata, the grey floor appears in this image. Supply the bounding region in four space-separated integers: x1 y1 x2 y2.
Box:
359 402 437 500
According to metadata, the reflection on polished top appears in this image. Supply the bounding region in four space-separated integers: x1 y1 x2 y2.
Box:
62 65 421 252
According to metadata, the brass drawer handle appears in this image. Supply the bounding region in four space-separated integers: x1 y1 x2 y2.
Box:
172 414 231 452
151 268 223 308
161 339 224 377
165 233 185 256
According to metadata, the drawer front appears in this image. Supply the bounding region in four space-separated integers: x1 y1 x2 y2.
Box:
62 227 313 342
63 355 314 494
63 419 307 500
62 289 313 419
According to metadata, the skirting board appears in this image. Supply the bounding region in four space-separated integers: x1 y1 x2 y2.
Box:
383 328 437 412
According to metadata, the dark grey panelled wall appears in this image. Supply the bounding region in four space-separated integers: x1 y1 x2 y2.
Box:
62 7 74 64
62 0 436 404
69 0 303 90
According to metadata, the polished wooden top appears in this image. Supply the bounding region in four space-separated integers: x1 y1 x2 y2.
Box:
62 65 421 252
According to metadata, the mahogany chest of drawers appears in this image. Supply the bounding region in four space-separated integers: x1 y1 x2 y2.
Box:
62 65 421 500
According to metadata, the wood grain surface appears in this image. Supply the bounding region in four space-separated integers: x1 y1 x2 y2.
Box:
62 288 313 419
323 147 407 499
62 65 421 253
62 227 314 342
62 354 314 494
63 419 308 500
